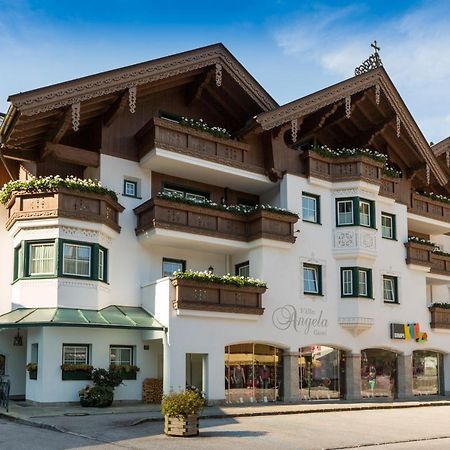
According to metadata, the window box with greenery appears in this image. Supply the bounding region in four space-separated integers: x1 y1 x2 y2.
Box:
109 345 138 380
341 267 373 298
14 239 108 283
109 364 140 380
162 389 205 437
303 263 322 296
61 364 94 380
383 275 399 304
302 192 320 224
336 197 375 228
26 363 38 380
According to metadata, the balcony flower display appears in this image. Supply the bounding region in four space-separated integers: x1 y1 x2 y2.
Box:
180 116 231 139
172 270 266 288
0 175 118 205
419 191 450 205
157 191 298 218
407 236 436 247
308 145 388 163
382 165 402 178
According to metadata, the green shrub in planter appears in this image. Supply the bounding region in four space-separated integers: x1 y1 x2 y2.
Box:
161 389 206 419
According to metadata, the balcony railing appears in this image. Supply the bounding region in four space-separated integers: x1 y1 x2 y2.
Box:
134 197 298 243
429 306 450 330
136 117 265 174
5 188 124 232
302 150 384 184
171 278 266 315
379 175 400 198
405 242 450 275
409 192 450 223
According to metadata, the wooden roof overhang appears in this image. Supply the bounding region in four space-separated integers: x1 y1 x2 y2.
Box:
254 67 448 188
0 44 278 168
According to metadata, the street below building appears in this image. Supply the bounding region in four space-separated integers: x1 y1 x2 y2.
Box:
2 404 450 449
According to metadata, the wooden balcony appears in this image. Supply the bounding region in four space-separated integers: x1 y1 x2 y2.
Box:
429 306 450 330
379 175 400 198
134 197 298 244
302 150 384 184
171 278 266 315
5 188 124 232
405 242 450 276
136 117 265 174
408 192 450 223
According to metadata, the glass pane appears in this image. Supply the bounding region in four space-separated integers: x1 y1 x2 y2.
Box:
359 270 368 296
382 215 392 238
63 244 91 277
360 202 370 226
162 260 184 277
302 196 317 222
361 349 397 398
98 249 104 280
125 181 136 196
63 345 88 365
413 351 439 395
30 243 55 275
343 270 353 295
110 347 132 365
338 201 353 225
238 265 250 277
383 278 394 301
304 267 318 293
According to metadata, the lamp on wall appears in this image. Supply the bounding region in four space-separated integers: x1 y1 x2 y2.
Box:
13 329 23 346
208 266 214 274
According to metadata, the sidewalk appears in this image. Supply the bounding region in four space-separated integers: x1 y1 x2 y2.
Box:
2 397 450 430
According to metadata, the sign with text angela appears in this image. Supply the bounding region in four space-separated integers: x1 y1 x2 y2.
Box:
272 305 328 336
390 323 427 342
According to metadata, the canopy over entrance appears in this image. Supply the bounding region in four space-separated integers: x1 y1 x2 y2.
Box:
0 305 166 331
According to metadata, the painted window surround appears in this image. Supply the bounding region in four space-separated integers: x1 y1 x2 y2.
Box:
13 239 108 283
340 266 373 299
336 197 376 229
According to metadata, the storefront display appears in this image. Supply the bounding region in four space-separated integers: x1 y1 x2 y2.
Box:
224 343 283 403
361 349 397 398
413 351 441 396
299 346 342 400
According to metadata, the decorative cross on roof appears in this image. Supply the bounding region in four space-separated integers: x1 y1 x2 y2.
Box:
354 41 383 76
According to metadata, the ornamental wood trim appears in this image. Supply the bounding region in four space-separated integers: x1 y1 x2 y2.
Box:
405 242 432 267
409 193 450 223
134 197 297 243
171 278 266 315
379 175 400 198
5 188 124 232
429 307 450 330
136 118 266 175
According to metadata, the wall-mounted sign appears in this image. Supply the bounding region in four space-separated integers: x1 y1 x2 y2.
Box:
390 323 427 342
272 305 328 336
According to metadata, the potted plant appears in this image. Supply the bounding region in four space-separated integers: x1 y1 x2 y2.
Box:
109 364 140 380
26 363 37 380
161 388 206 437
61 364 93 380
78 368 123 407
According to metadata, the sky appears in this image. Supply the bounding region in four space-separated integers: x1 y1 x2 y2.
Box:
0 0 449 143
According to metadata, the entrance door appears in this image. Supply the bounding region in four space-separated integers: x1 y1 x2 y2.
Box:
186 353 207 394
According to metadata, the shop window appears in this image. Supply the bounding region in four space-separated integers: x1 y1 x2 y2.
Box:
0 354 5 376
162 258 186 277
383 275 398 303
341 267 372 298
361 349 397 398
224 343 283 404
336 197 375 228
63 243 91 277
62 344 90 365
110 346 134 366
235 261 250 277
413 351 442 396
29 242 55 276
302 192 320 224
303 263 322 295
381 213 396 240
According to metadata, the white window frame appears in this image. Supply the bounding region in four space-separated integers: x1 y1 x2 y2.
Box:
185 192 207 202
124 180 137 197
337 200 354 225
62 345 89 365
29 243 55 276
98 248 105 281
237 263 250 278
358 270 368 296
342 269 353 295
110 346 133 366
302 194 318 223
303 265 319 294
162 258 185 277
62 243 91 278
383 276 396 303
359 200 371 227
381 213 393 239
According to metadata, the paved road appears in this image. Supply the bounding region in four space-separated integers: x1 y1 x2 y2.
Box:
3 405 450 449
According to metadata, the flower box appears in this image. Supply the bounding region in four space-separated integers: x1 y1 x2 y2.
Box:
164 414 199 437
62 370 92 381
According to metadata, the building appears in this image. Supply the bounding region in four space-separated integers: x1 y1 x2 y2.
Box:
0 43 449 404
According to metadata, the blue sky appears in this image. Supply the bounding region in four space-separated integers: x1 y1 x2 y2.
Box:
0 0 449 142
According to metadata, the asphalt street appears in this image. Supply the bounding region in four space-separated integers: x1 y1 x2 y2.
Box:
3 405 450 449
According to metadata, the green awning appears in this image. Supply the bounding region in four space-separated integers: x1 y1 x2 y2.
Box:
0 305 166 331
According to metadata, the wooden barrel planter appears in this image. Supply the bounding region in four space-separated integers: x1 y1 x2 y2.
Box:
164 415 199 437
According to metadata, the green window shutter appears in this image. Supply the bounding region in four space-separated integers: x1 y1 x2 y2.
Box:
353 198 360 226
92 244 99 280
353 267 359 296
13 246 19 281
370 201 376 229
394 276 399 303
367 269 373 298
23 242 30 277
392 215 397 240
56 238 62 277
316 196 321 224
318 265 322 295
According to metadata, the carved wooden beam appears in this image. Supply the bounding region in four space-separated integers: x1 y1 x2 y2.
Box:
1 145 39 162
204 84 248 122
349 118 394 148
47 107 72 144
186 70 214 106
44 142 99 167
103 90 128 127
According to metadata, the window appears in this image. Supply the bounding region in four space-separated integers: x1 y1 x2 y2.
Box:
341 267 372 298
62 345 89 365
302 193 320 224
162 258 186 277
383 275 398 303
337 200 354 225
235 261 250 277
303 264 322 295
342 269 353 296
110 346 133 366
381 213 396 240
98 249 105 281
29 243 55 275
123 179 138 197
162 184 210 202
63 243 91 277
359 200 371 227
